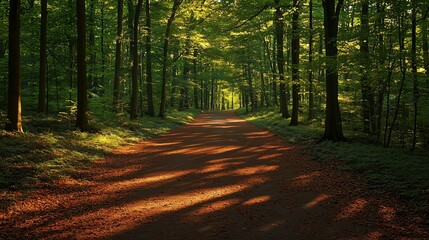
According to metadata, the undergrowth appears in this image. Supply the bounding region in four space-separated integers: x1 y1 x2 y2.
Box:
237 107 429 213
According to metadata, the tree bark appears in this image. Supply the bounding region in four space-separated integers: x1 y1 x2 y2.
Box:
290 0 300 126
360 0 376 134
145 0 155 116
76 0 89 131
322 0 345 141
308 0 314 120
38 0 47 114
88 0 96 94
6 0 23 132
411 5 419 151
130 0 143 120
274 0 289 118
193 48 199 109
113 0 123 110
159 0 183 118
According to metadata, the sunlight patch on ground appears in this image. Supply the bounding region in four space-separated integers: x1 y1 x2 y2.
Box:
233 165 279 176
258 220 286 232
292 171 321 186
303 194 331 209
242 196 271 206
378 205 396 221
189 199 241 216
336 198 368 220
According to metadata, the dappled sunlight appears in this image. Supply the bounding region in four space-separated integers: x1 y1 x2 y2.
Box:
242 196 271 206
107 171 191 190
258 220 286 232
164 145 242 155
258 153 284 160
336 198 368 220
292 171 321 186
378 205 396 221
233 165 279 176
3 111 419 239
303 194 331 209
188 199 241 216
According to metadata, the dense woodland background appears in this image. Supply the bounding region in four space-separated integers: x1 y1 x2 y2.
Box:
1 0 429 148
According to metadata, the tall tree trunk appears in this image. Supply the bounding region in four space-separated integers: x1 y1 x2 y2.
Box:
290 0 300 126
423 16 429 91
88 0 96 94
275 0 289 118
360 0 375 134
100 2 105 95
76 0 89 131
322 0 345 141
159 0 183 118
170 47 178 108
193 48 199 109
113 0 123 110
247 63 255 111
308 0 314 120
411 5 419 151
387 12 406 148
38 0 47 114
130 0 143 119
145 0 154 116
6 0 22 132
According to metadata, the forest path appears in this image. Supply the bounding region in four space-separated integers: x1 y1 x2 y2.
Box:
1 111 426 239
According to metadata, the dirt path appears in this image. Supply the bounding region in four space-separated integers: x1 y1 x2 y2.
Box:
1 111 427 239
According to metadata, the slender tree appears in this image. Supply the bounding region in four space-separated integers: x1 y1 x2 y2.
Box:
6 0 23 132
290 0 300 126
274 0 289 118
159 0 183 118
76 0 89 131
308 0 314 121
38 0 47 114
322 0 345 141
113 0 123 110
360 0 376 134
130 0 143 120
145 0 155 116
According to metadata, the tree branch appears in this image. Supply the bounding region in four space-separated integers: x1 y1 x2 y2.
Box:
223 4 269 33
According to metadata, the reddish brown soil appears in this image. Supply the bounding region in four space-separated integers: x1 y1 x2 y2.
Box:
1 111 427 239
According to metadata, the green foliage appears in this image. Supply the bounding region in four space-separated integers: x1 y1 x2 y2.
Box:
238 107 429 212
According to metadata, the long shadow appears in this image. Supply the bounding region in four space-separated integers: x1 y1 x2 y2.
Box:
1 111 427 239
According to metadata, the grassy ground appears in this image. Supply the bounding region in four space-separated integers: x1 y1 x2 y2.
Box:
0 107 200 208
236 107 429 213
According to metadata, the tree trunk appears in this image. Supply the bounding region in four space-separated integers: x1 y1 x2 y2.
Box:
423 17 429 90
113 0 123 110
308 0 314 120
411 5 419 151
145 0 154 116
290 0 300 126
76 0 89 131
322 0 345 141
130 0 143 120
38 0 47 114
274 0 289 118
360 0 376 134
6 0 22 132
88 0 96 94
193 48 199 109
159 0 182 118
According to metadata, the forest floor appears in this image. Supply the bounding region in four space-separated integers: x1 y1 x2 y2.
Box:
1 111 428 239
